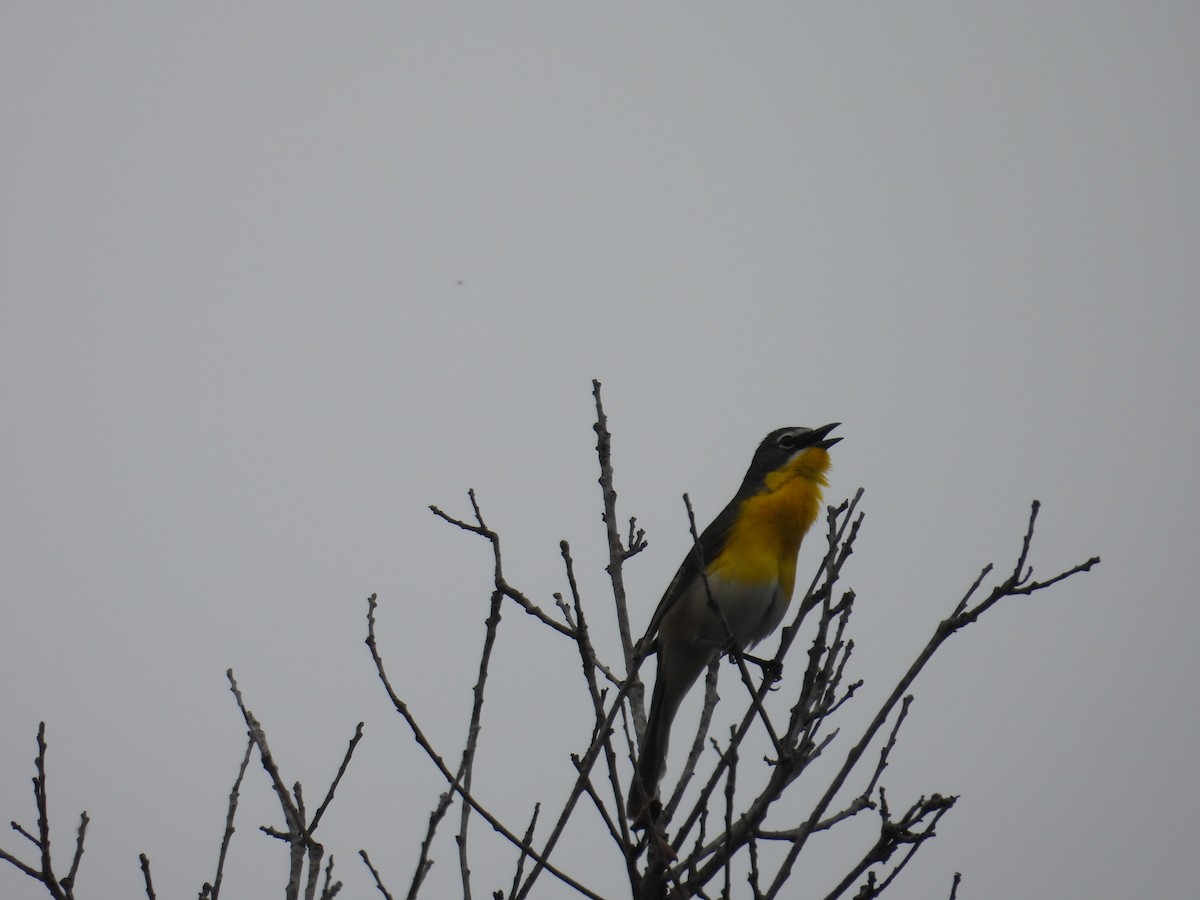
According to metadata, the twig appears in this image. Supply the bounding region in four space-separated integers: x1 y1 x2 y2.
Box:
360 849 395 900
311 724 365 833
757 502 1096 898
319 853 341 899
512 633 659 898
592 380 641 678
62 811 88 893
365 596 607 900
0 845 42 883
663 658 722 827
507 804 540 900
863 696 913 799
873 797 956 893
748 827 764 900
202 736 254 900
457 588 506 900
722 726 737 900
404 790 451 900
757 794 875 840
34 724 58 895
514 647 673 897
818 792 956 900
508 400 698 899
227 670 302 838
430 495 575 640
226 671 360 900
139 853 157 900
0 723 88 900
304 841 325 900
559 541 607 717
558 539 638 874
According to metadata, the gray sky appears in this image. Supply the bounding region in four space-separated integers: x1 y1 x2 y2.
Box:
2 5 1196 898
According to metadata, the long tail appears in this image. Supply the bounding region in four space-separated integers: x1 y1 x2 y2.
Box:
630 642 710 823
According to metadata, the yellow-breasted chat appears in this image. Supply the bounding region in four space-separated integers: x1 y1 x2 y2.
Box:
631 423 840 824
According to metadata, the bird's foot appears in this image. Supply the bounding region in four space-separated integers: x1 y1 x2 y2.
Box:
728 647 783 685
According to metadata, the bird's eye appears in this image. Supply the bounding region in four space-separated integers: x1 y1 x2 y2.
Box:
777 433 797 450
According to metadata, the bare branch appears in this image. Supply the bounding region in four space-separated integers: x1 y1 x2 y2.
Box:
625 516 648 561
403 789 451 899
34 724 58 897
509 645 655 898
753 503 1095 898
0 723 88 900
872 794 957 895
204 736 254 900
0 840 43 881
319 853 342 899
365 595 607 900
310 724 364 833
557 546 606 720
561 543 637 869
359 850 395 900
11 821 39 848
664 659 721 825
1009 556 1101 596
62 811 88 893
757 795 875 841
592 382 638 660
722 726 738 900
498 418 700 899
224 672 358 900
507 804 540 900
457 588 506 900
226 670 301 836
138 853 157 900
863 696 913 800
430 494 575 639
817 792 956 900
304 841 325 900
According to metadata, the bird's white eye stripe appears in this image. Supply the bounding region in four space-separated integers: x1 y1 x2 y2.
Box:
777 430 805 450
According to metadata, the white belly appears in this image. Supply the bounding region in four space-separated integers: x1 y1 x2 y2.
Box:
670 573 788 650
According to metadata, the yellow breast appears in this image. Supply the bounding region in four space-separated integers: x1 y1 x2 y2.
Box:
709 447 830 599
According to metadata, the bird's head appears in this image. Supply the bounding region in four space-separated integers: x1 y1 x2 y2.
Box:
740 423 841 493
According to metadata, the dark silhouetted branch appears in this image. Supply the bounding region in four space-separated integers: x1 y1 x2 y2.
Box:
359 849 395 900
138 853 156 900
364 595 607 900
0 723 87 900
225 671 361 900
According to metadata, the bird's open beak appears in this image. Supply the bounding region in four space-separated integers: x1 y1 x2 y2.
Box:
809 422 841 450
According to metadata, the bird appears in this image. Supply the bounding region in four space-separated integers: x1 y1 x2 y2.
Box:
630 423 841 824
